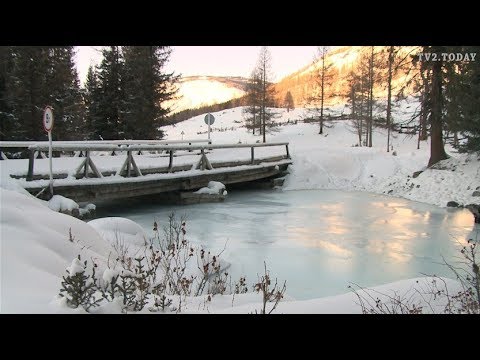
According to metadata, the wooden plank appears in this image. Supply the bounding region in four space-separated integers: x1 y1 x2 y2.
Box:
23 162 290 202
27 141 289 153
168 150 173 171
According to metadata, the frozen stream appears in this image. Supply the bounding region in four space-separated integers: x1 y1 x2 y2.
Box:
95 189 477 300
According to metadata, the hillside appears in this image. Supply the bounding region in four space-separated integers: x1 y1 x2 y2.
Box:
167 76 247 113
274 46 420 108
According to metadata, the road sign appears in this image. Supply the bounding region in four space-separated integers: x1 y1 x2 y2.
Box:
204 113 215 140
204 113 215 125
43 106 54 132
43 106 54 196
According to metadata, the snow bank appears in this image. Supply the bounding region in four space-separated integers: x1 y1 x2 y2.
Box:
88 217 149 247
0 189 114 313
194 181 227 195
214 277 462 314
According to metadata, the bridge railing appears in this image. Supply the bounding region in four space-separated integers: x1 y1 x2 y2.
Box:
0 139 211 159
22 142 291 181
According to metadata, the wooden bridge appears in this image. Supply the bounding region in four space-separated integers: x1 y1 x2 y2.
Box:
1 140 292 202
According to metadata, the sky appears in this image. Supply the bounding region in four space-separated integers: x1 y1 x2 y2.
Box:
75 46 319 85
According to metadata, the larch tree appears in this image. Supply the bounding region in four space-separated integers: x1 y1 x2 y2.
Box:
306 46 333 134
257 46 277 143
284 90 294 112
243 68 262 135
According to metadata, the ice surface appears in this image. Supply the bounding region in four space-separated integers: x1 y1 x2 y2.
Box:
96 189 477 300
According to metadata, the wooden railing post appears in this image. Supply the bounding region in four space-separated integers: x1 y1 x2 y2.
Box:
127 150 131 177
251 147 255 164
168 150 173 171
27 149 35 181
286 144 290 159
84 151 90 178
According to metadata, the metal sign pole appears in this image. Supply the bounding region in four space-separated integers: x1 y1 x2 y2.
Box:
204 113 215 142
43 106 54 197
48 131 53 196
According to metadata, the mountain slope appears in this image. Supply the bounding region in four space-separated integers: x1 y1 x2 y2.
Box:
168 76 247 113
274 46 420 108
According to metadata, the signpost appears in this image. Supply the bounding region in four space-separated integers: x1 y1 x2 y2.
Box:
43 106 54 196
204 113 215 140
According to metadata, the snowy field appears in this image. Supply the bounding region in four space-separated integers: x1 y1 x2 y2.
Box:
1 103 479 313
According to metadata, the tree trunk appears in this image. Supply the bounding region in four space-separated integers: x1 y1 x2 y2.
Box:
386 46 393 152
368 46 374 148
262 60 266 143
319 54 325 135
419 70 429 141
428 57 448 167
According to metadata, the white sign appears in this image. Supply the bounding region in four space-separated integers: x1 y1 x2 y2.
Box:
43 106 54 132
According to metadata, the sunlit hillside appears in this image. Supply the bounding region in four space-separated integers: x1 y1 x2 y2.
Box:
274 46 421 108
167 76 247 114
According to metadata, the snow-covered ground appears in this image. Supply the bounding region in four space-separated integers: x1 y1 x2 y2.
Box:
1 102 479 313
163 105 480 208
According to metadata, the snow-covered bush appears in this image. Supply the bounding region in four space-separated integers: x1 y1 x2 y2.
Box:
59 255 102 312
58 213 287 314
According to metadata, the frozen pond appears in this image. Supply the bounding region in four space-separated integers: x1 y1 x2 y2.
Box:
95 189 477 300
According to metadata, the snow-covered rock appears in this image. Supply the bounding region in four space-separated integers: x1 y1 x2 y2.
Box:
194 181 227 195
88 217 149 247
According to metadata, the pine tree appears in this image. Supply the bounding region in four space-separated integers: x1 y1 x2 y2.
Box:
444 46 480 152
7 46 50 141
45 47 84 141
122 46 179 139
96 46 125 140
420 46 448 167
84 65 102 140
0 46 15 140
